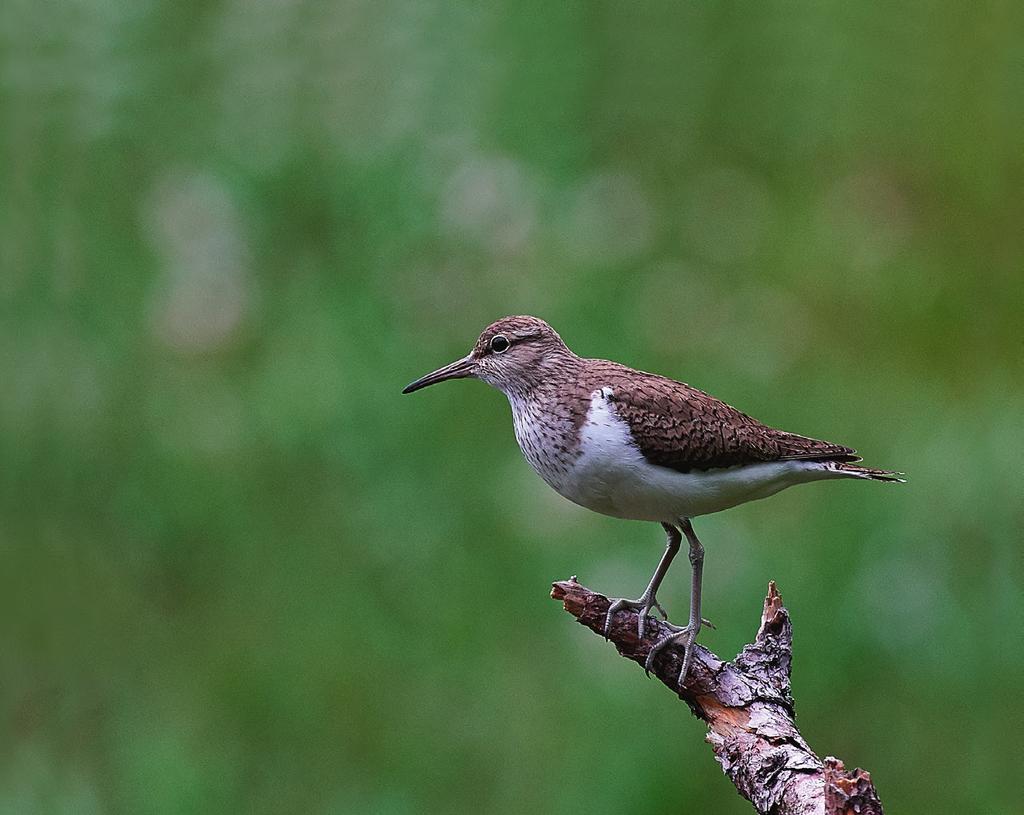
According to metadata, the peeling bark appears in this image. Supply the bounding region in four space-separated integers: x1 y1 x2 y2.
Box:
551 578 884 815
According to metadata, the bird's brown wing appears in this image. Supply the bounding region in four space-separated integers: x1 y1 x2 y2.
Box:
588 362 858 473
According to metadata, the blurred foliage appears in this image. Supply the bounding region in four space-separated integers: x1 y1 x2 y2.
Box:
1 1 1023 813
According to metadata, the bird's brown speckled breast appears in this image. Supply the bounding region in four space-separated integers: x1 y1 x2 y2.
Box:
507 385 586 495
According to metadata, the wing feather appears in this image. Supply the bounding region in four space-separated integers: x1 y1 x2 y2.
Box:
583 361 857 473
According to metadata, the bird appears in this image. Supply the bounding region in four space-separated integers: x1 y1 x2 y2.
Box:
402 315 903 686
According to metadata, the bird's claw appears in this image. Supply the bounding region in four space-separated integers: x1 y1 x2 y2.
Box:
604 595 666 640
603 596 715 643
644 622 702 687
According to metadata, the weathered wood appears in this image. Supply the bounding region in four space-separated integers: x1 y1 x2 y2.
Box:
551 578 884 815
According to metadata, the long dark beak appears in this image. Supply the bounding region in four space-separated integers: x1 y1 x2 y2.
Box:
402 355 477 394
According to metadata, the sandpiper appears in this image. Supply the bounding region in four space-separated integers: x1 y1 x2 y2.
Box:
403 316 902 686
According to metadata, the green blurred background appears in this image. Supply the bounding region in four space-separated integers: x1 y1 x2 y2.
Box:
2 2 1022 813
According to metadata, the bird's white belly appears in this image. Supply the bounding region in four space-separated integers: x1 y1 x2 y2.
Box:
521 387 832 522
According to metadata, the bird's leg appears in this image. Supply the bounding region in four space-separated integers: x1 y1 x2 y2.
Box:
604 523 680 640
645 518 705 687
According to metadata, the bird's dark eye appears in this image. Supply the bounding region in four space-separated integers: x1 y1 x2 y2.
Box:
490 334 510 354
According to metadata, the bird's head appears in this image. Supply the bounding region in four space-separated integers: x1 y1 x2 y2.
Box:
402 315 573 396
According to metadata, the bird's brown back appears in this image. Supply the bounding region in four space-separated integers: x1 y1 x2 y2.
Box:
575 359 859 473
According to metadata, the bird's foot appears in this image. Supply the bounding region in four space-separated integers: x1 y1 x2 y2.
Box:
603 594 665 640
604 594 714 641
644 621 702 688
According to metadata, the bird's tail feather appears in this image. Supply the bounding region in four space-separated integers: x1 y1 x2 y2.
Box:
826 461 905 483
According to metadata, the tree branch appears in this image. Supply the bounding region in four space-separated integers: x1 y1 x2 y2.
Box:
551 577 884 815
